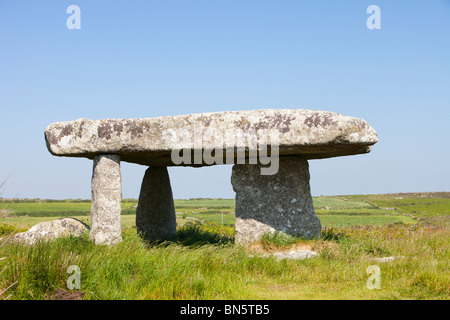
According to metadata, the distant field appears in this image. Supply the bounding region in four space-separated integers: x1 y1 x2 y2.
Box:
341 193 450 217
2 192 448 230
0 201 136 217
312 197 370 209
319 214 415 227
174 198 235 209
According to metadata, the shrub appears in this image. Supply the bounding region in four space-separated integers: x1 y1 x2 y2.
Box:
0 223 28 236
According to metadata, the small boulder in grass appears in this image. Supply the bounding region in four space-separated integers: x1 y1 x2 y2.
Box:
8 218 89 245
373 256 405 263
269 249 319 261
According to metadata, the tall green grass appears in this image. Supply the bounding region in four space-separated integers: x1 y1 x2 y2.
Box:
1 222 448 300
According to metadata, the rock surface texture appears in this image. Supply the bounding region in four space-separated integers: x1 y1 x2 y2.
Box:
45 109 378 166
268 250 319 261
90 154 122 245
136 167 177 241
44 109 377 245
8 218 89 245
232 156 321 244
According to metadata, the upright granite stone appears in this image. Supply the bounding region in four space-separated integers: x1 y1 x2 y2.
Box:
90 154 122 245
136 166 176 241
232 156 321 245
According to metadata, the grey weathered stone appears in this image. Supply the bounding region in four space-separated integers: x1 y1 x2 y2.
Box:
8 218 89 245
269 250 319 261
232 156 321 245
373 256 405 263
44 109 378 166
44 109 377 246
90 154 122 245
136 166 176 241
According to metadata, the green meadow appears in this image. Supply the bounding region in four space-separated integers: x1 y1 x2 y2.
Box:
0 192 448 300
0 194 426 229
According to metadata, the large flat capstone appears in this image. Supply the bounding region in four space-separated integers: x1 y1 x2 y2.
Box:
45 109 377 167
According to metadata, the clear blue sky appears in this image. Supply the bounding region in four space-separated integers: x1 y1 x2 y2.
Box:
1 0 449 199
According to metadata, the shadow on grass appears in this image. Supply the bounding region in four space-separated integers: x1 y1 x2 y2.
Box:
141 222 235 247
139 224 371 248
172 223 234 246
143 225 350 248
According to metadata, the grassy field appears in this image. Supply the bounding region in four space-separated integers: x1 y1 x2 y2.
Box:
0 213 415 231
0 200 137 217
342 193 450 217
0 193 427 228
0 192 448 300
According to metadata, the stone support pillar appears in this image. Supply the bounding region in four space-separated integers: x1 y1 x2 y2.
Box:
231 156 321 245
90 154 122 245
136 166 176 241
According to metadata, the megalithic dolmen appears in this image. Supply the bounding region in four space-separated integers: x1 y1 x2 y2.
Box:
44 109 378 245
